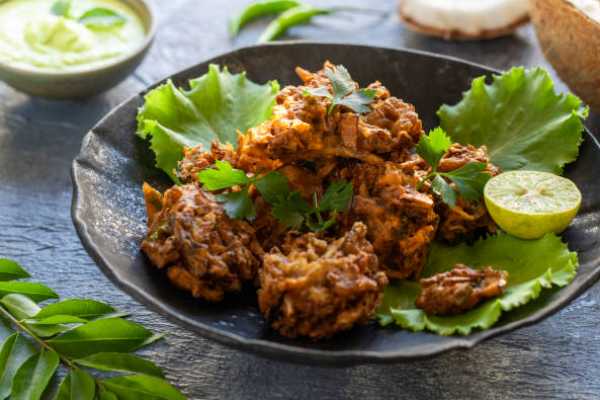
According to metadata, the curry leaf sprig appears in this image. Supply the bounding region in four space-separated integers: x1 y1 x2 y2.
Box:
230 0 385 43
51 0 126 29
198 161 353 232
303 64 376 115
416 127 491 207
0 258 186 400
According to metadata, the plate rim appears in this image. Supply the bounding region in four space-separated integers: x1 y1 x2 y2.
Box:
71 41 600 365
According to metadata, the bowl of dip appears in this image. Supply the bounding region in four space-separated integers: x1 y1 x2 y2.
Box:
0 0 155 98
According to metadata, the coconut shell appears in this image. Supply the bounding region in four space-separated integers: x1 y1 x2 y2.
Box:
399 5 530 41
530 0 600 113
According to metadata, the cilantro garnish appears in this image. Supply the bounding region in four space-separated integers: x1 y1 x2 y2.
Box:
303 64 376 115
198 161 353 232
416 127 491 207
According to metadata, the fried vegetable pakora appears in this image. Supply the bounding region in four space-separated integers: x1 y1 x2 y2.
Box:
140 62 503 339
141 183 263 302
415 264 508 316
258 223 388 339
436 144 500 242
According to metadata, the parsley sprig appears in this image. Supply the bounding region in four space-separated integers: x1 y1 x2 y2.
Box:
51 0 127 29
303 64 376 115
416 127 491 207
198 161 353 232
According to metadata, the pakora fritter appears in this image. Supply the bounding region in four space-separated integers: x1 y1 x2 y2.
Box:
141 62 504 339
258 222 388 339
415 264 508 316
141 183 263 302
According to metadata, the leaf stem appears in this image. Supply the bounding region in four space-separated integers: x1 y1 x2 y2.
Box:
0 304 78 369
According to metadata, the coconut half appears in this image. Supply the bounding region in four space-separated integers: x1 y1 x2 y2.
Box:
399 0 530 40
530 0 600 113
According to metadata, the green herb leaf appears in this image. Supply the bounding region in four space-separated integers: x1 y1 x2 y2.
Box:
47 318 152 358
0 319 11 342
54 374 70 400
378 233 578 335
254 171 290 204
229 0 301 36
71 369 96 400
79 7 126 29
1 294 40 320
319 181 353 213
271 192 311 229
303 86 330 98
75 352 164 377
29 315 88 325
441 162 491 202
335 88 377 114
101 375 186 400
415 127 452 172
50 0 72 17
198 160 249 191
0 334 35 400
137 65 279 182
34 299 115 320
325 65 355 98
97 387 119 400
438 67 588 174
431 174 456 208
0 259 29 281
0 282 58 302
258 4 330 43
11 349 60 400
216 190 256 220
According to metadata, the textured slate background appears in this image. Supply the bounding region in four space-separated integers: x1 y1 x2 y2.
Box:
1 0 599 399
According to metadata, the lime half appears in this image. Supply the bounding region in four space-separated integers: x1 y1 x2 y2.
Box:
484 171 581 239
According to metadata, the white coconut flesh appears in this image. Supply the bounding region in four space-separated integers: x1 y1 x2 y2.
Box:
568 0 600 23
399 0 529 37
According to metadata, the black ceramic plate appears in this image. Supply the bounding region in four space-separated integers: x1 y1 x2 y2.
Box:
72 43 600 365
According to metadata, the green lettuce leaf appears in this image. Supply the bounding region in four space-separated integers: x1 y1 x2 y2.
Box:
378 233 578 335
137 64 279 182
438 67 588 174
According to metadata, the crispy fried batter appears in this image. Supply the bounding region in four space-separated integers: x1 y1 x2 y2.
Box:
177 142 238 184
258 222 388 339
436 144 500 242
415 264 508 316
141 183 263 302
237 62 424 172
337 162 439 279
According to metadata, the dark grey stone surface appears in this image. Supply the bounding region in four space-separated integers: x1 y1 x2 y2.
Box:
1 0 599 399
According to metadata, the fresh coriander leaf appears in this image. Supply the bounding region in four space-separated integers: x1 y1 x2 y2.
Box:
0 334 35 400
438 67 587 174
75 353 164 377
137 65 279 182
216 190 256 220
229 0 301 36
325 65 355 98
79 7 126 29
416 127 452 172
11 349 59 400
102 374 186 400
303 86 331 98
254 171 290 204
271 192 311 229
51 0 72 16
0 259 29 281
198 160 249 191
441 162 491 202
378 233 578 335
258 4 331 43
319 181 353 212
0 294 40 320
34 299 115 320
336 89 376 114
305 214 337 233
0 282 58 302
69 369 96 400
431 175 456 208
47 318 152 358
